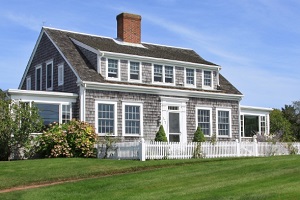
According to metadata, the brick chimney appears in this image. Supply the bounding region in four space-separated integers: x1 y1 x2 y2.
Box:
116 13 141 44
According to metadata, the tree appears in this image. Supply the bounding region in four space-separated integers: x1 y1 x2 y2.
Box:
270 109 293 142
192 127 206 142
282 102 300 141
0 89 43 160
155 125 167 142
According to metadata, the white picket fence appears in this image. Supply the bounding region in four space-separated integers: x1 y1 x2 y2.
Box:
97 140 300 161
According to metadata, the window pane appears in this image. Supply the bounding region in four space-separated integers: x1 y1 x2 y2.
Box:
169 112 180 133
204 71 212 87
36 103 59 125
154 64 162 82
108 59 118 78
125 105 141 134
198 109 210 135
130 62 139 80
244 115 259 137
46 63 52 89
186 68 194 85
218 110 230 136
98 103 115 134
165 66 173 83
36 68 41 90
62 104 70 123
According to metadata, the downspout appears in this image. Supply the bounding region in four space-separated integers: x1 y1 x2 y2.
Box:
79 82 86 122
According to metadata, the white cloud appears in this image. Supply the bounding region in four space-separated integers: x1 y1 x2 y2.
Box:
2 12 41 32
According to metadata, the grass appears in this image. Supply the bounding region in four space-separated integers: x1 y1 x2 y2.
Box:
1 156 300 199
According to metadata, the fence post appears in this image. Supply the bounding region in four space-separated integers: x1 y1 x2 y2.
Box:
139 138 146 161
236 139 240 157
253 135 258 157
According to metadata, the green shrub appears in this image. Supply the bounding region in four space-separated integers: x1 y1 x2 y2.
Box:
155 125 168 142
35 120 97 158
193 127 206 142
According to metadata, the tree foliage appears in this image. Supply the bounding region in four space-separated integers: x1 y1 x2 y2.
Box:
192 127 206 142
35 120 97 158
282 102 300 141
270 109 293 142
155 125 168 142
0 89 43 161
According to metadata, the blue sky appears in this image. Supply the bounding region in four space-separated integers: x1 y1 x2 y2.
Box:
0 0 299 109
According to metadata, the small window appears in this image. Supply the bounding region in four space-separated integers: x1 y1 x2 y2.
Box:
217 109 231 137
46 61 53 90
186 68 195 85
165 66 173 83
203 70 212 88
154 64 163 82
107 59 118 78
261 116 266 135
129 61 140 80
62 104 71 123
35 66 42 90
58 64 64 86
168 106 179 110
26 77 31 90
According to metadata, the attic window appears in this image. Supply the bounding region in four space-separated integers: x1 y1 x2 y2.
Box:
107 59 119 79
46 61 53 90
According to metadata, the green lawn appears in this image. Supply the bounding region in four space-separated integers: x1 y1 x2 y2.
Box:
1 156 300 199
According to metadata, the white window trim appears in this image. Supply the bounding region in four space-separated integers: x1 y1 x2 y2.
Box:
106 58 120 81
152 64 175 86
240 114 268 138
26 77 31 90
122 102 143 137
58 63 64 86
95 100 118 136
35 65 42 91
184 68 196 88
202 70 213 90
33 101 72 124
128 61 142 83
196 107 212 137
216 108 232 138
46 60 53 90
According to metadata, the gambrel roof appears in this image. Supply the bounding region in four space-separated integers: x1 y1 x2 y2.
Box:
36 27 242 95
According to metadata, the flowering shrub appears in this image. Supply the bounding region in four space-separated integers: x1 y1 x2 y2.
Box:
36 120 97 158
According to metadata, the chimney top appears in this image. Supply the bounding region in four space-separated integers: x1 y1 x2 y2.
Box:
116 12 142 44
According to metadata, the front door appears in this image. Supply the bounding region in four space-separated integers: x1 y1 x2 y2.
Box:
168 111 181 142
161 97 188 143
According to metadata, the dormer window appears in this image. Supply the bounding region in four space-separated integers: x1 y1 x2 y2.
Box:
46 61 53 90
153 64 174 84
107 59 119 79
165 66 173 83
185 68 195 86
129 61 140 81
203 70 213 89
154 64 163 82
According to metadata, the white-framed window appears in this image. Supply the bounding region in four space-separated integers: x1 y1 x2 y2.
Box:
46 61 53 90
129 61 141 81
35 102 72 125
26 77 31 90
153 64 174 84
153 64 163 82
122 102 143 137
58 64 64 86
216 108 231 137
107 58 120 80
95 100 117 136
196 107 212 136
203 70 213 89
240 114 267 137
35 65 42 90
185 68 196 87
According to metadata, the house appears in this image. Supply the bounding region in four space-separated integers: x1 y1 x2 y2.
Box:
6 13 272 142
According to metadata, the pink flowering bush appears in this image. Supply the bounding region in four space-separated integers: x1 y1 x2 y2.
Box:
36 120 97 158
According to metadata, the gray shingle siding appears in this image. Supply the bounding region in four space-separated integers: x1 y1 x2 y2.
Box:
85 89 239 142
